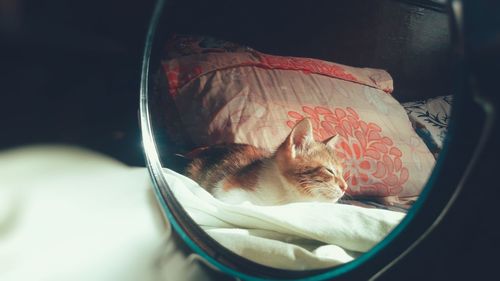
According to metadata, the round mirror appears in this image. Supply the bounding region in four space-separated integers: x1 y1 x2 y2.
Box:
140 0 478 279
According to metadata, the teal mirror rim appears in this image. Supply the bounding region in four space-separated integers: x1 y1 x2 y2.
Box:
139 0 491 280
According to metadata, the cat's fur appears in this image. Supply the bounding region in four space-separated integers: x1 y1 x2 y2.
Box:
184 118 347 205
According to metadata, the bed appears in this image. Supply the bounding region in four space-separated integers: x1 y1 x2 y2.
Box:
150 33 453 269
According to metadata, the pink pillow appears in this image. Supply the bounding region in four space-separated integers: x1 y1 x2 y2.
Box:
159 49 435 201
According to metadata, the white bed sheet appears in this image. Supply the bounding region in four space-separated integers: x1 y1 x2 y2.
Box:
0 145 211 281
0 145 406 279
162 169 405 270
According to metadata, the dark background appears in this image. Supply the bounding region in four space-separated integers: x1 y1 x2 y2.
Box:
1 0 155 166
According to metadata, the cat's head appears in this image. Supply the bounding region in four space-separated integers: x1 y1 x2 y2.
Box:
274 118 347 203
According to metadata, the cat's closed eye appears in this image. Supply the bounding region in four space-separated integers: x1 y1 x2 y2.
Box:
324 167 336 176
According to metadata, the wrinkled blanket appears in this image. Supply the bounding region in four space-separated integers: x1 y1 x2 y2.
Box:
0 144 406 278
162 169 405 270
0 146 200 281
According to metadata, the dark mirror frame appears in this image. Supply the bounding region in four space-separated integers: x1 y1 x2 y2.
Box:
140 0 497 279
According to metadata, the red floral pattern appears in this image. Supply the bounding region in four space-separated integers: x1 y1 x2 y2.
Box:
287 106 409 197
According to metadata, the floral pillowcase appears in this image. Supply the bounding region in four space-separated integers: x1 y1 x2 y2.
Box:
158 35 436 204
402 95 453 158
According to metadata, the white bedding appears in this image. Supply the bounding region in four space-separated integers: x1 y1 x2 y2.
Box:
0 146 211 281
0 145 405 279
162 169 406 270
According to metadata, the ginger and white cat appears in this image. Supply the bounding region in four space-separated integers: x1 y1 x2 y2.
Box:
184 118 347 205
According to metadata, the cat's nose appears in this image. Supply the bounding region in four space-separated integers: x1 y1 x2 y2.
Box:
338 178 348 192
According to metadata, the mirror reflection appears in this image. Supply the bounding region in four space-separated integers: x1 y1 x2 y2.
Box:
148 0 452 271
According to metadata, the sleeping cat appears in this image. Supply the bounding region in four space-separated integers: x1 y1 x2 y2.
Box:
184 118 348 205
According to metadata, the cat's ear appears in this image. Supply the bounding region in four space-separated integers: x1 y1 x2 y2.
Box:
322 134 340 148
285 118 314 157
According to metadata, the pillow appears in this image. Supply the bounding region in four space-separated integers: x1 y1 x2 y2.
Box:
402 95 452 157
158 37 435 202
